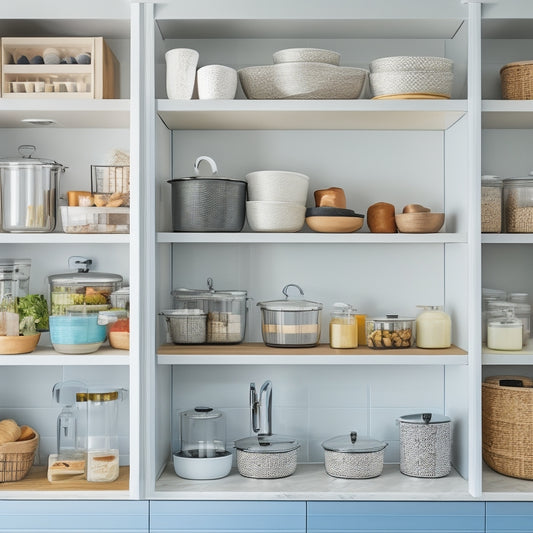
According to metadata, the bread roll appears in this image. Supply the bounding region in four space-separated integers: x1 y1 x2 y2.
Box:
0 419 21 444
367 202 397 233
17 425 35 441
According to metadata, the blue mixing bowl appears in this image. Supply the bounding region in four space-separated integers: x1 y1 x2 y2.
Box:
49 314 106 354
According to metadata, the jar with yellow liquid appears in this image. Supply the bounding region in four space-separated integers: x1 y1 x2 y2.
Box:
329 303 358 349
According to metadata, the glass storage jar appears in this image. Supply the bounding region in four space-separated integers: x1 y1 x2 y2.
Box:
415 305 451 349
329 303 357 349
503 175 533 232
0 259 30 307
481 175 502 233
366 314 415 349
487 308 523 351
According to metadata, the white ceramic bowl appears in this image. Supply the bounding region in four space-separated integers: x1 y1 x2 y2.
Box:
246 201 306 232
273 48 340 66
369 71 454 98
369 56 453 73
238 63 367 100
245 170 309 205
173 451 233 480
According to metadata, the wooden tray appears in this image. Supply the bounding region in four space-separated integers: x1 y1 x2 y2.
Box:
372 93 450 100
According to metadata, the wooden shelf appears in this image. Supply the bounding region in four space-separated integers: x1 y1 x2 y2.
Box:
157 342 467 365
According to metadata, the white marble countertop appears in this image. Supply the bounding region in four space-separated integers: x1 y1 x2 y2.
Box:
153 463 473 501
482 463 533 500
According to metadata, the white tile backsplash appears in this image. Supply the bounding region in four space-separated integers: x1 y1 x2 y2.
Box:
171 365 446 463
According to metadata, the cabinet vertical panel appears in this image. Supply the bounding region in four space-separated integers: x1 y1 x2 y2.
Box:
307 501 484 532
150 501 306 533
0 501 148 532
486 502 533 532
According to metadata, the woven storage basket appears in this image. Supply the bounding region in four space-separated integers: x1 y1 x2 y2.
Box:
501 61 533 100
0 428 39 483
482 376 533 479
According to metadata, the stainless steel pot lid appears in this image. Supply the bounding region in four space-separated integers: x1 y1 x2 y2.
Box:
257 284 323 312
167 155 246 184
0 145 65 169
399 412 451 424
172 277 247 300
322 431 387 453
182 406 224 420
235 434 300 453
49 272 123 285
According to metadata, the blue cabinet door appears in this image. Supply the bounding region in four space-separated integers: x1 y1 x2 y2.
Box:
486 502 533 532
150 501 306 533
0 501 149 532
307 501 485 533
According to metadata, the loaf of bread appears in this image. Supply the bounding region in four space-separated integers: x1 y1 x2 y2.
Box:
17 425 35 442
367 202 397 233
0 419 21 444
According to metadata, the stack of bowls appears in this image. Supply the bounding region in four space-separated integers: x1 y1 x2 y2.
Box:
245 171 309 232
369 56 454 99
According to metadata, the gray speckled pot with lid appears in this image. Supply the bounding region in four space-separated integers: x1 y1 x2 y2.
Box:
322 431 388 479
235 434 300 454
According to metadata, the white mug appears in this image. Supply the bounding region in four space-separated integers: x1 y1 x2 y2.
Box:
197 64 238 100
165 48 199 100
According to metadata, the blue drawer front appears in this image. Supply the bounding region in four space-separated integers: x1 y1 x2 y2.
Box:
150 501 306 533
307 501 485 533
487 502 533 532
0 501 149 532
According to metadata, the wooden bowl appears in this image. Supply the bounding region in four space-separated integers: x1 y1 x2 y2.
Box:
395 213 445 233
306 216 364 233
109 331 129 350
0 334 40 355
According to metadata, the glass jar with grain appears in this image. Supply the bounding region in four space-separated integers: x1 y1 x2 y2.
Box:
329 303 357 349
503 175 533 232
481 175 502 233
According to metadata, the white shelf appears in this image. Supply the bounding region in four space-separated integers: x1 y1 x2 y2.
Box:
483 463 533 501
483 340 533 364
158 232 466 244
482 100 533 129
0 233 130 244
0 99 129 128
154 463 471 501
0 345 130 366
157 100 467 131
482 233 533 244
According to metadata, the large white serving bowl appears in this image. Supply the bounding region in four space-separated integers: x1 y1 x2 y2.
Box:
245 170 309 205
246 201 306 232
173 451 233 480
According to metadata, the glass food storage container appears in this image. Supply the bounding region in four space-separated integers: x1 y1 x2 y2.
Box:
481 175 503 233
329 303 357 349
503 175 533 232
366 314 415 349
487 307 523 351
257 284 322 347
171 277 247 344
415 305 451 349
0 259 30 306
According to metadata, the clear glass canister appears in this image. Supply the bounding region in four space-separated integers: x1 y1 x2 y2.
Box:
178 406 227 458
0 259 31 307
366 314 415 349
481 175 502 233
503 175 533 232
329 303 357 349
415 305 451 349
487 308 523 351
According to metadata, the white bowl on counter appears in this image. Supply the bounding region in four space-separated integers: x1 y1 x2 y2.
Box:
246 201 306 232
245 170 309 205
173 451 233 480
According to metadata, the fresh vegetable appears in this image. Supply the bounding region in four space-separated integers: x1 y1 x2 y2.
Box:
17 294 49 331
19 316 36 336
109 318 129 333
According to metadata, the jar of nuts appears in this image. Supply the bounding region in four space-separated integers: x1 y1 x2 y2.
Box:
366 314 415 349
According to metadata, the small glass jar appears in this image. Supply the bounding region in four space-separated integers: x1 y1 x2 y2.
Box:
503 175 533 233
487 308 523 351
329 303 357 349
481 175 502 233
415 306 451 349
366 314 415 349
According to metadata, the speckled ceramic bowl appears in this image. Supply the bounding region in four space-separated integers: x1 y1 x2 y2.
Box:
273 48 340 66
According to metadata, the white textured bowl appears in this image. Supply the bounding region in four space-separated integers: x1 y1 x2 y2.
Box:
246 201 306 232
273 48 340 66
238 63 367 100
369 56 453 73
173 452 233 480
369 71 454 98
245 170 309 204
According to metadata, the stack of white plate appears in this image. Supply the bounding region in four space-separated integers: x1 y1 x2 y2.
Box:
369 56 454 99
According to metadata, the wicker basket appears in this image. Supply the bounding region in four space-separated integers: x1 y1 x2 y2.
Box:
482 376 533 479
0 428 39 483
500 61 533 100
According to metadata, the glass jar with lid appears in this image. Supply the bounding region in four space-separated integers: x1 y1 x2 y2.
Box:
415 305 451 349
365 314 415 349
329 303 357 349
481 175 503 233
503 174 533 232
487 307 523 351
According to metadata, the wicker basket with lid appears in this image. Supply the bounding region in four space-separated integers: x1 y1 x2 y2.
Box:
500 61 533 100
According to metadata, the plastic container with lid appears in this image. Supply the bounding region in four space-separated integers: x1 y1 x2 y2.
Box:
329 303 357 349
365 314 415 349
487 307 523 351
0 259 31 307
48 257 123 316
110 287 130 311
321 431 388 479
257 284 322 347
503 174 533 232
172 277 247 344
486 300 530 346
481 175 503 233
415 305 451 349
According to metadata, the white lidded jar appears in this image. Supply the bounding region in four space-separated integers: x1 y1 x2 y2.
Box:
415 305 451 349
487 308 523 351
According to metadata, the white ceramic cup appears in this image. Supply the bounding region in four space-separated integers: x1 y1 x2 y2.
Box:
197 64 238 99
165 48 199 99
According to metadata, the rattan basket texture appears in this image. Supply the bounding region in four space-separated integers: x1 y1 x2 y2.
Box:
501 61 533 100
0 429 39 483
482 376 533 480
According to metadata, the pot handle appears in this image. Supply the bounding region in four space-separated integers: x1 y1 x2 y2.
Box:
282 284 304 299
194 156 218 177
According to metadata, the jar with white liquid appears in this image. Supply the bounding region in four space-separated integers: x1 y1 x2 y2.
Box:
415 306 451 349
487 308 523 351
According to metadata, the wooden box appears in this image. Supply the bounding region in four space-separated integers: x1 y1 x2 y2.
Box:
1 37 119 98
